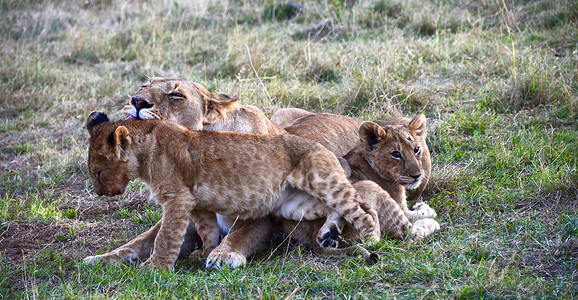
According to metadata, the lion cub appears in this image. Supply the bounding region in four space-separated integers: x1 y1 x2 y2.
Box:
280 115 440 251
86 112 380 268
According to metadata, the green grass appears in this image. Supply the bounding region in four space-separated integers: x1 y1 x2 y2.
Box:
1 0 576 298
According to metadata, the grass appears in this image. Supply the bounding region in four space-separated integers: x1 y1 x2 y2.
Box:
1 0 576 298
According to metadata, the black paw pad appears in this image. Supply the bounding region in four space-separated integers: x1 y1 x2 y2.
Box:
365 252 380 265
321 238 338 248
329 225 341 239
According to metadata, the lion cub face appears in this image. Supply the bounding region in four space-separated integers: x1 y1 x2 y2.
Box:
86 112 138 197
359 115 427 189
124 77 239 130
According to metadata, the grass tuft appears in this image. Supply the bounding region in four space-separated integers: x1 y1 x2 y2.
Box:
373 0 403 18
263 3 303 22
302 61 341 84
562 216 578 237
488 73 566 113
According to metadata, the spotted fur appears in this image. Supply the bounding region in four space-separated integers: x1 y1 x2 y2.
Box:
85 112 379 268
279 114 440 251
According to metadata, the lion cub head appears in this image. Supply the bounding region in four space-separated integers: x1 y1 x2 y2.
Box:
359 114 427 190
86 112 139 197
123 77 239 130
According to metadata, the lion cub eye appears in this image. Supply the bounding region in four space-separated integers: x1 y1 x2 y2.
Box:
392 151 402 159
414 147 420 155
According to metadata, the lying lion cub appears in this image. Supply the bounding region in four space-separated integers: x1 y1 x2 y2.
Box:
85 112 380 268
279 115 440 251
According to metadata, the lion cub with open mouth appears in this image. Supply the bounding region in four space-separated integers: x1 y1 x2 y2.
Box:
85 112 380 268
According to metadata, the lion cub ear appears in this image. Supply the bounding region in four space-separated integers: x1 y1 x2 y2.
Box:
408 114 426 138
203 94 240 124
359 121 389 151
212 92 239 103
108 126 132 159
87 111 110 137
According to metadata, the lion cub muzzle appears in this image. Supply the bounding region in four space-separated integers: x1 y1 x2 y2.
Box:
102 181 129 197
128 96 153 120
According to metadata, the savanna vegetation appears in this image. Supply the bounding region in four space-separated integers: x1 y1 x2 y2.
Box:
0 0 576 298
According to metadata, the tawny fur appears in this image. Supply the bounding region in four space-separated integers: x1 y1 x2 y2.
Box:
89 78 285 269
85 114 380 268
274 110 431 201
91 78 287 268
123 77 286 135
86 78 438 269
270 107 313 127
278 114 440 251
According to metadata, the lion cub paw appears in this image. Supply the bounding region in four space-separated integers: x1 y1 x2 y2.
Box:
83 255 103 265
412 202 437 219
316 225 340 249
411 218 440 237
205 249 247 269
83 252 139 265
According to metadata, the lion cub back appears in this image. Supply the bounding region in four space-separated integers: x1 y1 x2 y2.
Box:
162 127 325 218
204 105 286 136
285 113 364 157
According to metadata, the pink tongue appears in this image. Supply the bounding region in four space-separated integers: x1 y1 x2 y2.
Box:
126 115 138 121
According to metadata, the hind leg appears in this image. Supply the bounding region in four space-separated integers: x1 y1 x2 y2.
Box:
290 150 380 244
84 220 161 265
190 210 221 258
273 188 343 248
205 217 273 269
84 219 200 265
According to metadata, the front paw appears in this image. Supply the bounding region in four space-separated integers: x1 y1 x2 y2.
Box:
411 218 440 237
83 252 140 266
412 202 437 219
83 255 103 265
205 249 247 269
316 225 340 248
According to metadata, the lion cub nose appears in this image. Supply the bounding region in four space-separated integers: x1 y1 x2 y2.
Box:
131 97 153 110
